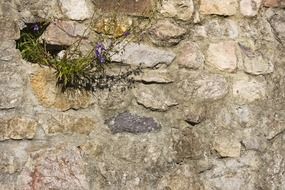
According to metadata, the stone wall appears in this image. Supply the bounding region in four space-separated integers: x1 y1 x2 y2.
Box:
0 0 285 189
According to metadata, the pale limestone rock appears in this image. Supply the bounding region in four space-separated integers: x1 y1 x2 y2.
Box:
207 41 237 72
149 20 187 46
41 20 89 46
233 75 267 102
17 145 89 190
58 0 92 20
200 0 238 16
111 43 176 68
264 0 285 7
214 136 241 157
0 116 37 141
160 0 194 21
177 73 229 101
269 10 285 45
38 112 98 135
133 69 174 84
133 84 178 112
30 67 94 111
240 0 262 17
176 42 205 70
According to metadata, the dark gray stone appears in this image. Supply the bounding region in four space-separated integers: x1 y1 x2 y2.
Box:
105 112 161 134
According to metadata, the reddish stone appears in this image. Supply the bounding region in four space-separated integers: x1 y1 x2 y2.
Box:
264 0 285 7
93 0 154 16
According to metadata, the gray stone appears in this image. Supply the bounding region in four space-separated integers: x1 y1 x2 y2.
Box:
0 18 20 40
149 20 187 47
269 10 285 45
177 73 229 102
133 69 174 84
133 84 178 111
232 74 267 103
159 0 194 21
239 42 274 75
58 0 93 20
213 136 241 157
0 63 26 109
111 43 176 68
40 20 89 46
105 112 161 134
176 42 204 70
240 0 262 17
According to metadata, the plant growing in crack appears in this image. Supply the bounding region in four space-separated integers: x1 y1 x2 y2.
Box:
16 11 154 93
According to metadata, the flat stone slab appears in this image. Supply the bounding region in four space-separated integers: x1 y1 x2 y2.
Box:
105 112 161 134
93 0 154 16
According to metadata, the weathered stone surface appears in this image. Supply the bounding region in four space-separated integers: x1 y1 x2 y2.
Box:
156 164 202 190
177 73 229 101
92 0 154 16
269 10 285 45
0 116 37 141
184 105 206 126
239 43 274 75
38 112 97 135
105 112 161 134
0 41 20 62
201 152 261 189
17 145 89 190
176 42 205 70
213 136 241 157
0 18 20 40
58 0 93 20
240 0 262 17
159 0 194 21
264 0 285 7
233 75 267 102
133 69 174 84
41 20 89 46
206 41 237 72
149 20 187 47
193 19 239 40
111 43 176 68
133 84 178 111
200 0 238 16
0 63 26 109
30 67 94 111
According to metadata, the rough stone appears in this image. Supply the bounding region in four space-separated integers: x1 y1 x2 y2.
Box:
58 0 93 20
41 20 89 46
0 18 20 40
149 20 187 47
213 136 241 157
111 43 176 68
0 116 37 141
269 10 285 45
17 145 89 190
133 69 174 84
177 73 229 102
240 0 262 17
264 0 285 7
159 0 194 21
206 41 237 72
239 43 274 75
92 0 154 16
105 112 161 134
200 0 238 16
184 105 206 126
30 67 94 111
133 84 178 111
37 112 97 135
0 62 26 110
193 19 239 40
233 75 267 103
176 42 205 70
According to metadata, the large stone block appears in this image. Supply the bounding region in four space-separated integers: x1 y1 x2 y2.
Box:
92 0 154 16
200 0 238 16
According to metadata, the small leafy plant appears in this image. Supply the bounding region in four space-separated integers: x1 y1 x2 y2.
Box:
16 18 144 92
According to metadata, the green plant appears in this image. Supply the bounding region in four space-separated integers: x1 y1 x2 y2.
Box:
16 18 144 92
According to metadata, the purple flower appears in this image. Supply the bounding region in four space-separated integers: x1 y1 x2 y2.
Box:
123 31 130 37
95 43 106 64
32 23 40 32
